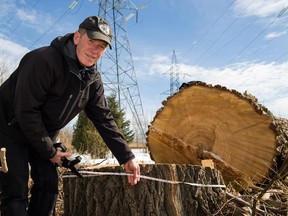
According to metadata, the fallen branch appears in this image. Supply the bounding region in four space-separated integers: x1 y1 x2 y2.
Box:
226 192 266 214
252 154 288 216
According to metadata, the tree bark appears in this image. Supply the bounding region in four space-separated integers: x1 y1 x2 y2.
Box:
63 164 226 216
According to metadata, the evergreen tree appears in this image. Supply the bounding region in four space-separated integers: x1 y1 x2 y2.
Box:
72 93 134 158
72 112 108 158
106 93 134 143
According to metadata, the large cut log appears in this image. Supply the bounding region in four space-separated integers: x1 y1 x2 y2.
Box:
63 164 226 216
147 81 287 190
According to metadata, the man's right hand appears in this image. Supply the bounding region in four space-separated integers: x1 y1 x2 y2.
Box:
50 149 72 167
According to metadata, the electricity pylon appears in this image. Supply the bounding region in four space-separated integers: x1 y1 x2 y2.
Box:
96 0 147 146
161 50 180 96
170 50 180 95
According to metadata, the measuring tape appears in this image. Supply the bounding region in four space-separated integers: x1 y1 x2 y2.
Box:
63 170 226 188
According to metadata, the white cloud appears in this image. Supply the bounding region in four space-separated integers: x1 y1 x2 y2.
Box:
0 38 29 72
0 1 16 18
151 54 170 63
0 38 29 57
182 61 288 98
234 0 287 18
1 1 55 35
265 30 287 39
16 8 37 23
148 63 170 75
16 9 54 34
270 97 288 117
134 54 171 76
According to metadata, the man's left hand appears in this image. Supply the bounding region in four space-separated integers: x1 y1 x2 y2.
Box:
124 159 140 186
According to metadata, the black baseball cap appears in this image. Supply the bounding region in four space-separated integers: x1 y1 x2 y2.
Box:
79 16 112 49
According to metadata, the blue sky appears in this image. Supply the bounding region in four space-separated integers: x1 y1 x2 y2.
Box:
0 0 288 126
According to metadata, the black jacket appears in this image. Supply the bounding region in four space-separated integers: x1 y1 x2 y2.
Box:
0 33 135 164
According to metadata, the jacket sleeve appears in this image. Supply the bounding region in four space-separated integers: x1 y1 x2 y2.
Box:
84 81 135 165
14 52 57 159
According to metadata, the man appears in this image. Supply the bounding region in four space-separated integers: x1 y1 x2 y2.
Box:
0 16 140 216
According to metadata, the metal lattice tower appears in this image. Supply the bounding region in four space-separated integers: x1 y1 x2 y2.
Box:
96 0 147 145
169 50 180 95
160 50 180 96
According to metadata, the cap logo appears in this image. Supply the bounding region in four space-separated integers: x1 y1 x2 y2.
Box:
99 21 111 36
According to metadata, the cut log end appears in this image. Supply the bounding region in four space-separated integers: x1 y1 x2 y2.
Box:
147 81 284 190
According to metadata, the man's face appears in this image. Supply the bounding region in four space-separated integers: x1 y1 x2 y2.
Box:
73 30 108 67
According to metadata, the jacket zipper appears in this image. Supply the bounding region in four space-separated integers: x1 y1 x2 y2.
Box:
59 69 101 124
8 117 17 126
61 90 82 124
59 94 73 120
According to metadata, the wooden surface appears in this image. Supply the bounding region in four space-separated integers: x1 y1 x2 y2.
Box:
147 82 279 189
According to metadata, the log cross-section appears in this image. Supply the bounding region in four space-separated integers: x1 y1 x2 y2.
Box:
147 81 280 190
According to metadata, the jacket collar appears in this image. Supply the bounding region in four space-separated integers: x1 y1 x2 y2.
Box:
51 33 100 82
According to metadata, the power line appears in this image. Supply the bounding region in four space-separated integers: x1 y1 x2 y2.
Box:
245 28 288 61
228 5 288 65
0 0 40 47
70 0 83 15
10 0 40 36
243 9 288 61
196 1 255 63
273 49 288 62
157 0 236 84
180 0 236 63
27 0 78 50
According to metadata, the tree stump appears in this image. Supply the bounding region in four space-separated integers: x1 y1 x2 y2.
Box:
63 164 226 216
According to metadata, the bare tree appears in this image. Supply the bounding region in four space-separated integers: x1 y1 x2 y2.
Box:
0 52 10 85
58 128 73 149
